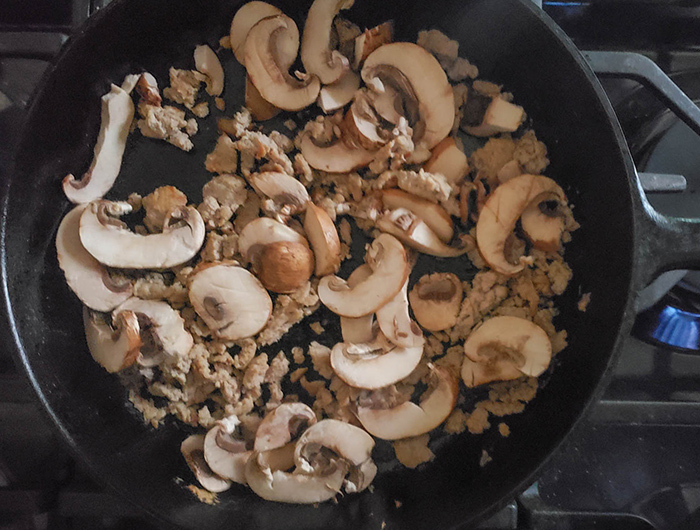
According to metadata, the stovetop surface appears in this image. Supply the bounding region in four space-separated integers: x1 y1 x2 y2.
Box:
2 1 700 529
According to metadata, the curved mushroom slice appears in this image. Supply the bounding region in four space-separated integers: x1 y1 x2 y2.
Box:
194 44 224 96
330 334 423 389
79 201 205 269
304 202 341 277
299 133 376 173
115 297 193 362
520 196 565 252
460 356 522 388
408 272 463 332
238 217 309 263
353 21 393 70
56 205 133 312
83 307 141 373
381 189 453 243
256 442 297 472
245 15 320 112
344 459 377 494
189 263 272 341
422 137 469 185
182 434 232 493
377 208 470 258
62 85 134 204
254 402 317 452
254 241 315 294
250 171 310 215
476 174 566 275
301 0 354 85
204 415 251 484
357 367 458 439
295 419 374 469
246 75 281 121
317 70 360 113
376 279 423 348
230 1 298 66
318 233 408 318
339 264 375 344
464 316 552 377
362 42 453 148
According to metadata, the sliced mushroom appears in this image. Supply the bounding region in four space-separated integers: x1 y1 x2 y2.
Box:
376 279 423 348
301 0 354 85
79 201 205 269
56 205 133 312
464 316 552 377
304 202 341 276
366 79 403 125
520 196 565 252
343 97 388 150
339 265 375 343
299 132 376 173
317 70 360 113
249 171 310 215
83 307 141 373
253 241 315 293
377 208 470 258
497 159 522 184
238 217 309 264
344 458 377 494
460 355 522 388
330 333 423 389
476 174 566 275
318 233 409 318
245 15 320 111
188 263 272 340
422 137 469 185
254 402 317 452
230 1 297 66
62 85 134 204
357 367 458 439
353 21 393 70
204 415 252 484
182 434 232 493
135 72 162 105
361 42 453 148
141 185 188 233
381 189 453 243
462 95 525 137
194 44 224 96
246 75 281 121
294 419 374 471
408 273 463 332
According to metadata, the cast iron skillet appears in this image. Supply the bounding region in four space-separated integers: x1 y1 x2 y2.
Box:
3 0 700 528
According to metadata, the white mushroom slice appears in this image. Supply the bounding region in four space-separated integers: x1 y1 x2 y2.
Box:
366 80 403 125
238 217 309 263
56 205 133 312
294 419 374 470
362 43 453 148
83 308 141 373
344 459 377 494
353 21 393 70
339 265 375 344
194 44 224 97
377 208 469 258
230 1 298 66
79 201 205 269
520 197 565 252
115 297 193 360
464 316 552 377
299 133 376 173
408 273 463 332
62 85 134 204
254 241 315 294
245 15 320 112
422 137 469 185
463 97 525 137
317 70 360 113
460 356 522 388
357 367 458 439
476 174 566 275
330 334 423 389
343 99 387 150
188 263 272 341
381 189 453 243
245 451 346 504
204 415 251 484
256 442 297 472
301 0 354 85
181 434 232 493
250 171 310 215
376 279 423 348
304 202 341 276
318 233 408 318
120 73 140 94
246 75 281 121
255 402 317 452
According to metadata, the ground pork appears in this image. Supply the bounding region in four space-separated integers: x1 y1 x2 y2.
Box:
163 67 205 108
137 103 194 151
202 174 247 212
218 107 253 139
205 134 238 174
234 130 294 177
256 282 320 346
393 434 435 469
141 186 188 233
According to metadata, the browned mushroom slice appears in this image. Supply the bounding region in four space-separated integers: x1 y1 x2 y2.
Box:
520 195 566 252
238 217 309 264
249 171 310 216
408 273 463 332
301 0 354 85
299 132 376 173
194 44 224 96
353 21 393 70
253 241 315 294
246 75 281 121
317 71 360 113
203 415 252 484
381 189 454 243
182 434 232 493
422 137 470 185
254 402 317 452
304 202 341 276
460 356 522 388
230 1 297 66
83 308 141 373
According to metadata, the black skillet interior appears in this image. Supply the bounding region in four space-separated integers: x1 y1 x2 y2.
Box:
1 0 637 528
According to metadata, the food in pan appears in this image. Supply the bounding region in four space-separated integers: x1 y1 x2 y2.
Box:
55 0 577 504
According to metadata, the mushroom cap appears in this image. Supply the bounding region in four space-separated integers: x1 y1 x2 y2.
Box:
376 278 423 348
464 316 552 377
230 1 296 65
339 265 375 344
254 241 315 294
181 434 232 493
294 419 375 468
381 189 454 244
238 217 309 263
188 263 273 341
203 416 251 484
79 201 205 269
83 307 141 373
408 272 463 332
194 44 224 96
362 42 453 149
56 205 133 312
249 171 310 215
245 15 321 112
304 202 341 277
520 197 565 252
357 367 459 440
299 132 376 173
62 85 134 204
301 0 354 85
317 70 360 113
254 402 317 452
460 355 522 388
476 174 566 275
319 233 409 318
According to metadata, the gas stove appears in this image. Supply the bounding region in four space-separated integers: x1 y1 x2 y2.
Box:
2 1 700 529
